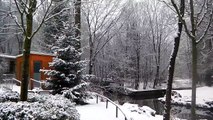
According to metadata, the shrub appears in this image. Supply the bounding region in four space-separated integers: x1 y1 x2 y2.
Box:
0 90 19 102
0 94 80 120
63 82 89 105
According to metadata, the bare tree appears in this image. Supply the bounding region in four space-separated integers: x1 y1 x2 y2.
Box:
93 0 175 90
170 0 213 119
82 0 124 75
164 0 184 119
144 0 176 88
12 0 70 101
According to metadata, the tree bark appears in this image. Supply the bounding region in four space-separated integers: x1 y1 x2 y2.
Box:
74 0 81 50
191 37 197 120
89 34 94 75
74 0 81 84
189 0 197 119
135 50 140 90
153 65 159 88
20 0 35 101
164 0 184 119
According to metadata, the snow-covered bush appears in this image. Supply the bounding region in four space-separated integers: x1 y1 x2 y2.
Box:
121 103 164 120
0 90 19 102
205 101 213 108
63 82 89 104
122 103 156 117
171 91 182 98
0 94 80 120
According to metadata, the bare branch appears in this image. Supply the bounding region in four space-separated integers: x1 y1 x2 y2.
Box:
31 0 53 39
196 0 207 25
170 0 194 39
14 0 26 35
196 8 213 44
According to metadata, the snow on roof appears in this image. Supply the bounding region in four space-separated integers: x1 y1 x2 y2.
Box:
16 51 55 57
0 54 16 59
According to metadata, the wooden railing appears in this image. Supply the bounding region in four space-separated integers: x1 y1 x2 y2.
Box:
2 78 51 94
1 78 21 90
30 78 51 94
93 92 128 120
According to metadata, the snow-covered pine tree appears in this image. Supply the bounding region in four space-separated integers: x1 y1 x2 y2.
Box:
42 2 68 52
42 1 86 95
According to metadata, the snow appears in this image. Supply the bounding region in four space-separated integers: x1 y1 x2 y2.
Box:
76 97 163 120
159 86 213 109
12 85 21 94
0 88 3 93
121 103 163 120
174 86 213 108
16 51 55 58
0 83 21 94
0 93 79 119
0 54 16 59
76 98 124 120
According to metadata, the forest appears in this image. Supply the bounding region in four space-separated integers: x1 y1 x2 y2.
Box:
0 0 213 120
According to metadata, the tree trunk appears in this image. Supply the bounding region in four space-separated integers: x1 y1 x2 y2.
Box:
20 37 32 101
89 35 94 75
143 58 148 89
135 51 140 90
153 65 159 88
20 0 34 101
163 1 184 119
189 0 197 119
191 37 197 120
74 0 81 50
74 0 81 84
88 58 93 75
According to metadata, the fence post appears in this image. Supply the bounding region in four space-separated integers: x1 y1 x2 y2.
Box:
116 106 118 118
106 100 108 108
96 95 98 104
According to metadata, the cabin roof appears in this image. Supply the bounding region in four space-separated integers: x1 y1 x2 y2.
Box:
16 51 55 58
0 51 55 59
0 54 16 59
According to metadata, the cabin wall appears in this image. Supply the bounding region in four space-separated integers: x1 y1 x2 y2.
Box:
15 54 53 89
30 54 53 80
16 56 22 81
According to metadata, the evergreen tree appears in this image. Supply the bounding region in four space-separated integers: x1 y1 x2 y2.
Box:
42 2 69 52
42 1 85 94
45 40 84 94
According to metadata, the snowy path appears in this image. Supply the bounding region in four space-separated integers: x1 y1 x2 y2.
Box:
76 98 164 120
76 99 125 120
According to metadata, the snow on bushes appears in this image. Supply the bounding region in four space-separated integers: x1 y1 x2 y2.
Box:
63 82 89 105
121 103 163 120
0 91 80 120
159 88 213 110
0 90 19 102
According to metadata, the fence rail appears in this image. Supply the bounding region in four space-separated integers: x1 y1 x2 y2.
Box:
30 78 46 84
1 78 51 94
93 92 128 120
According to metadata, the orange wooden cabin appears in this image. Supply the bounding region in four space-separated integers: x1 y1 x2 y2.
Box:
16 52 54 89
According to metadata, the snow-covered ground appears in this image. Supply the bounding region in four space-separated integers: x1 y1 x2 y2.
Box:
160 86 213 109
0 84 163 120
76 98 123 120
6 83 213 120
77 97 163 120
